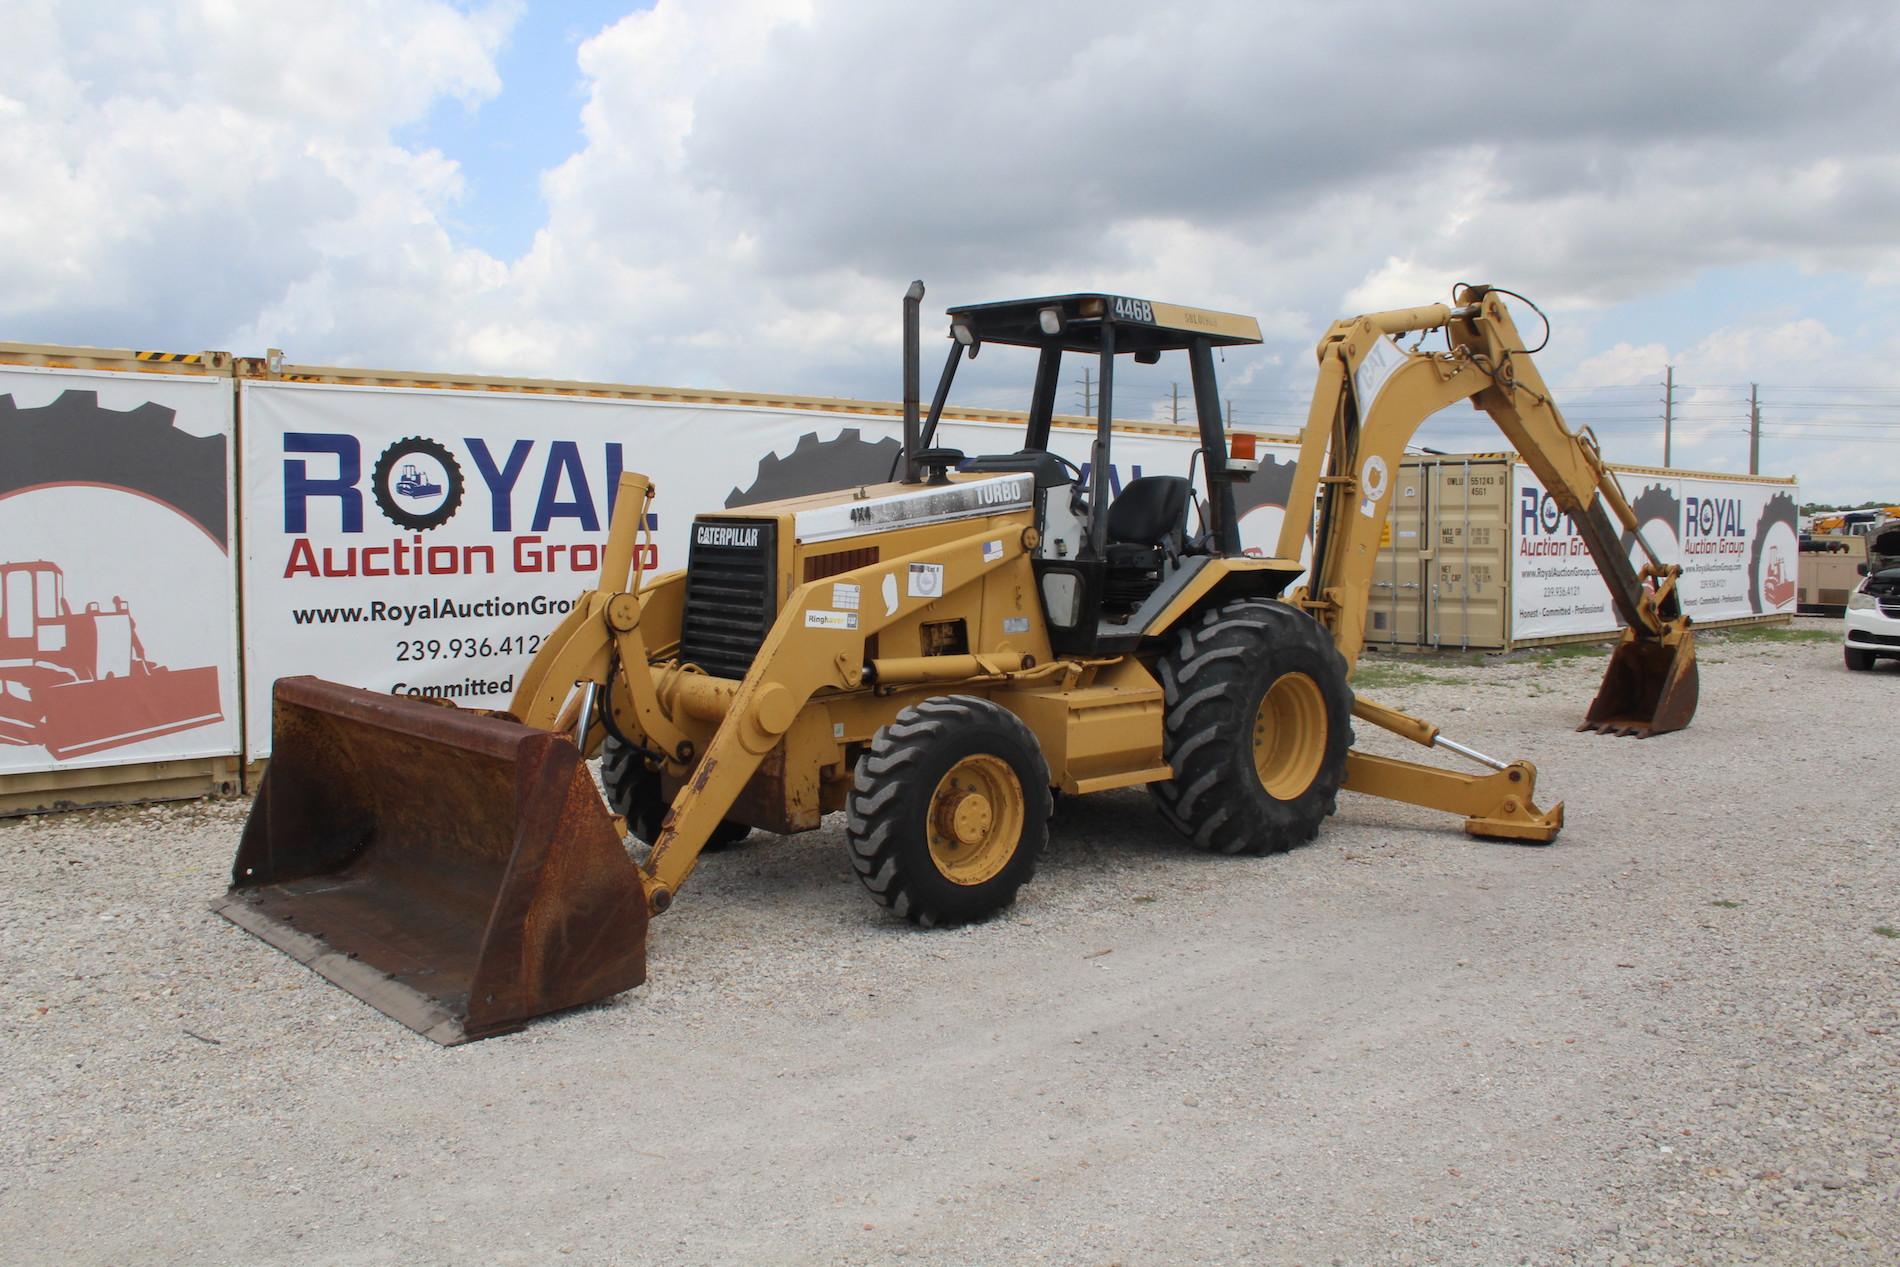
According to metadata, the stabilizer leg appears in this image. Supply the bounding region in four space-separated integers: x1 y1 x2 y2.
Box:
1342 750 1563 843
1344 694 1563 843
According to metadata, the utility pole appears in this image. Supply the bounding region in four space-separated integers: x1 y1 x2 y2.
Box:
1225 398 1233 428
1170 382 1181 426
1662 365 1674 468
1749 382 1760 475
1076 368 1093 415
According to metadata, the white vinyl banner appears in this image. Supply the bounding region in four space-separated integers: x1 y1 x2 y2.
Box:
0 366 240 774
238 381 1303 758
1678 475 1800 620
1511 463 1798 640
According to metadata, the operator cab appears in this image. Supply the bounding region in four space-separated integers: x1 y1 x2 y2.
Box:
903 292 1265 654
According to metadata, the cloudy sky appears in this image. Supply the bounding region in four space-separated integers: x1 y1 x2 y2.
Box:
6 0 1899 502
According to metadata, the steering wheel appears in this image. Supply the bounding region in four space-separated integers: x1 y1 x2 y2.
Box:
1049 452 1083 482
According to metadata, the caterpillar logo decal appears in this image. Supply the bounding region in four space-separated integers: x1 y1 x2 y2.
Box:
695 523 762 549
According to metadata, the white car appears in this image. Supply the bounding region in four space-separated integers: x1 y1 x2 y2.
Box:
1844 522 1900 671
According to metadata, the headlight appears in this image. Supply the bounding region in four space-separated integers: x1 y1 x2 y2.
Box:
1847 587 1877 611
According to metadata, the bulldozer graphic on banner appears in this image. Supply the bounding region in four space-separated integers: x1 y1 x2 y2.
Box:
0 560 223 761
394 462 442 499
1762 548 1797 611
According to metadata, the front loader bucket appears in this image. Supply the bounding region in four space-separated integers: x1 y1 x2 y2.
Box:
1580 630 1699 738
215 677 648 1044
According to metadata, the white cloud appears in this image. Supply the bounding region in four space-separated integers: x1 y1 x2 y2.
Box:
1678 320 1843 384
479 0 1900 393
1571 343 1672 387
1344 257 1480 318
0 0 517 351
6 0 1900 504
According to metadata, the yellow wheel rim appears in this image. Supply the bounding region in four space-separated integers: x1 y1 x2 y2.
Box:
927 755 1024 886
1252 672 1327 799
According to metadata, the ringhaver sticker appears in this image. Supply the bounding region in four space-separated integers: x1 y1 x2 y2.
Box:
1002 616 1030 634
831 581 860 611
804 610 858 630
907 562 945 598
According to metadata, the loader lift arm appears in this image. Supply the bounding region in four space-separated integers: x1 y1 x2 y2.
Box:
1274 285 1698 839
560 478 1038 915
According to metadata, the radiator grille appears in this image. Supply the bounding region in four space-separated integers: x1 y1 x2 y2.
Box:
679 518 776 680
804 546 877 583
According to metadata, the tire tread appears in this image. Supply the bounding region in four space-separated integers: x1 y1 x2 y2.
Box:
1148 599 1354 856
846 694 1052 927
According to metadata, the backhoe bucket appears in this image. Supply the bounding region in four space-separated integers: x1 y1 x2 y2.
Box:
215 677 648 1044
1580 630 1698 738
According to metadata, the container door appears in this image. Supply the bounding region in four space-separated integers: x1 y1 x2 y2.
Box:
1369 459 1430 647
1427 458 1509 649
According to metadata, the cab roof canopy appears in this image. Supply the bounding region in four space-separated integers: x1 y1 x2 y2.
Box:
945 293 1262 357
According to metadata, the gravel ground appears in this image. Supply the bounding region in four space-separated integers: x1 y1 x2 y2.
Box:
2 617 1895 1266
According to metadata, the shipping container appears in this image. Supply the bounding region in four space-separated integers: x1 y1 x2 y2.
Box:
1372 453 1798 652
0 342 244 816
1369 456 1513 649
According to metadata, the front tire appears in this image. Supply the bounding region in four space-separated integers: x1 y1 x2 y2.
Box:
847 695 1052 927
1150 599 1354 855
1845 645 1876 672
601 736 752 849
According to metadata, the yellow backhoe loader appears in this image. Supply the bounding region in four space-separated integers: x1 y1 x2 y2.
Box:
217 282 1698 1043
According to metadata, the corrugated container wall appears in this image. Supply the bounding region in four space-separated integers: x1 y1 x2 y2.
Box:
1373 454 1798 651
1371 456 1512 650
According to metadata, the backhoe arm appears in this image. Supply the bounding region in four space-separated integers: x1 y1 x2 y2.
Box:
1265 286 1701 845
1279 285 1697 738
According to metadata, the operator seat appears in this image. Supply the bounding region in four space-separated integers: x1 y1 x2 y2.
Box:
1102 475 1191 616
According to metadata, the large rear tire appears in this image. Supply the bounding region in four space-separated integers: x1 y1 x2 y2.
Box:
847 695 1052 927
1149 599 1354 855
600 737 753 849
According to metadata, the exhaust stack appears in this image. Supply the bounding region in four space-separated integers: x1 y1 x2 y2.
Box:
902 279 924 484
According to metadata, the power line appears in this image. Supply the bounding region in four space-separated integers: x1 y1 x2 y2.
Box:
1758 428 1900 440
1759 384 1900 391
1750 400 1900 410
